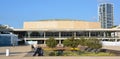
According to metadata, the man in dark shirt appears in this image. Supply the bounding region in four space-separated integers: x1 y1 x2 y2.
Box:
33 46 44 56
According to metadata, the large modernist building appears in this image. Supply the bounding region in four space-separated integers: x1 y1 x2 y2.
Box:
13 19 120 46
98 3 114 28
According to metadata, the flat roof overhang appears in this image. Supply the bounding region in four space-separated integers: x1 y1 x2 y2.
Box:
13 29 120 32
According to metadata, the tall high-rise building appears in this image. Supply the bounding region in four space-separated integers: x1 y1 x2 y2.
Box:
98 3 114 28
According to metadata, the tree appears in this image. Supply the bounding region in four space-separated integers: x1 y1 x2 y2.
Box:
78 37 88 51
79 37 87 46
70 38 79 48
0 24 13 32
63 37 79 48
46 37 57 48
62 38 71 47
85 38 102 53
0 24 7 29
88 38 102 49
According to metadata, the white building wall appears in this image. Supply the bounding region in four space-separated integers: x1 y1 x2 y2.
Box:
102 41 120 46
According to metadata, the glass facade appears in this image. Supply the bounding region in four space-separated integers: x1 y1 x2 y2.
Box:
18 31 117 38
0 34 18 46
13 30 120 45
45 32 59 38
30 32 44 38
0 35 11 46
76 32 89 37
61 32 73 38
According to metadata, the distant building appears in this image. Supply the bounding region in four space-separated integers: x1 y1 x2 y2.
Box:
98 3 114 28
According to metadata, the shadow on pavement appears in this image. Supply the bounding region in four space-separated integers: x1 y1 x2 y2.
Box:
24 51 34 57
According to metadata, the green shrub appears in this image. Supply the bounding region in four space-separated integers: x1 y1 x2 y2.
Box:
63 51 79 56
43 49 115 56
46 37 57 48
80 52 115 56
49 51 56 56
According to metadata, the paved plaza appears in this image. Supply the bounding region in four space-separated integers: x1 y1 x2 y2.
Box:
1 45 120 59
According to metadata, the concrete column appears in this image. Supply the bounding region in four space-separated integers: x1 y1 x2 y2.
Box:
104 32 106 38
74 32 76 38
115 39 117 42
89 31 91 37
27 31 31 38
44 40 46 44
114 32 116 38
59 32 61 38
59 40 61 44
44 32 46 38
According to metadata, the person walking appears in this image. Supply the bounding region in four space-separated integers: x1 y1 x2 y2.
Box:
33 46 44 56
31 44 34 51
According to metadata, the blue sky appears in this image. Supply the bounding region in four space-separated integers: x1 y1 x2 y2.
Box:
0 0 120 28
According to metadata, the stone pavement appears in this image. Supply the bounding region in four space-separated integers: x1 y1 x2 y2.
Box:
1 45 120 59
102 46 120 51
1 56 120 59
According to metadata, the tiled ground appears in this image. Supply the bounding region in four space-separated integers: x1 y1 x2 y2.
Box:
1 46 120 59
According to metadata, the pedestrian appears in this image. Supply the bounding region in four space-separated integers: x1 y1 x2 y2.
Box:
40 48 44 56
31 44 34 51
33 46 44 56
